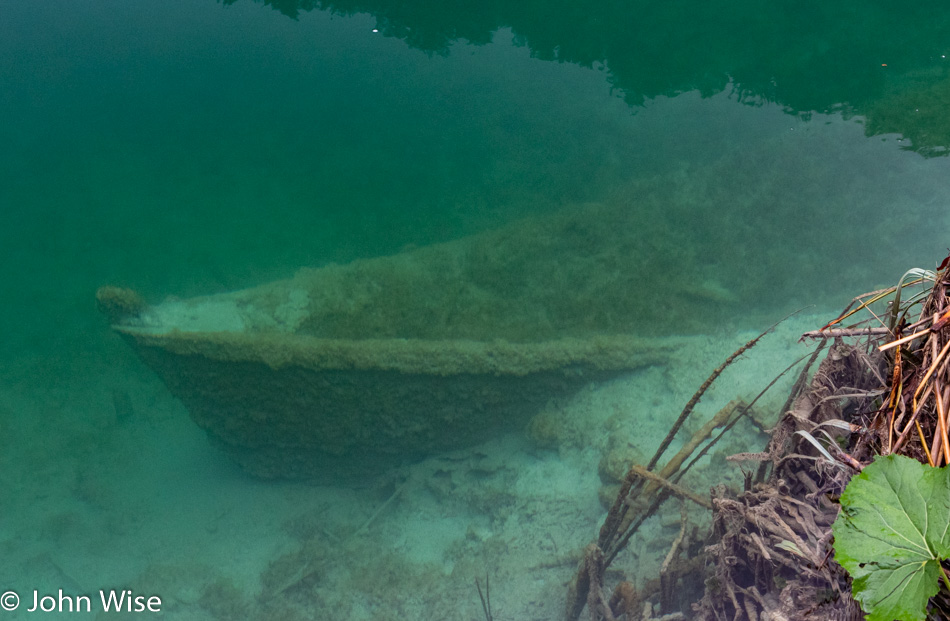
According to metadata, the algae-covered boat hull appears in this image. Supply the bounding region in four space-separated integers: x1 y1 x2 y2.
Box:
119 329 670 480
100 202 720 480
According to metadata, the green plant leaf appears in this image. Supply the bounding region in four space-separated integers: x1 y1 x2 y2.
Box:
833 454 950 621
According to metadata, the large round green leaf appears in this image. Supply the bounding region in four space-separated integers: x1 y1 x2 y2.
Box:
833 454 950 621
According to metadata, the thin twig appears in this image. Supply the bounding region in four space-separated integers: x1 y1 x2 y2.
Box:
801 327 890 341
937 383 949 468
629 465 712 510
913 337 950 410
878 329 929 352
818 286 897 332
918 419 935 467
647 310 802 471
892 383 934 454
676 348 822 485
476 574 493 621
347 477 410 541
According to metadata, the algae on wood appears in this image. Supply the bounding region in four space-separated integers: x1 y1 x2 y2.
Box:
103 202 698 480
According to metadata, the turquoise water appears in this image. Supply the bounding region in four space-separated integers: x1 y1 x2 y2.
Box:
4 0 949 356
2 0 950 618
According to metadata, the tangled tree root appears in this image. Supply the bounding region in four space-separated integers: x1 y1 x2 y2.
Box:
566 260 950 620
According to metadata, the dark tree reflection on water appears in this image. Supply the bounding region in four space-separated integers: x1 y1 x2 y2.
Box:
223 0 950 155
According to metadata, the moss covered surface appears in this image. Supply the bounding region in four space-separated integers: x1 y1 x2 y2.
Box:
181 200 738 343
108 203 706 478
129 335 666 479
104 194 834 478
118 329 676 376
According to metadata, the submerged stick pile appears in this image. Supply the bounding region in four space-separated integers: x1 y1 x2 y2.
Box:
565 257 950 620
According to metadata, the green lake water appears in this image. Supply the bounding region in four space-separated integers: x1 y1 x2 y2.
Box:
4 0 950 355
2 0 950 618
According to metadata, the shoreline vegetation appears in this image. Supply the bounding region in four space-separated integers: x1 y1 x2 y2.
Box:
562 257 950 620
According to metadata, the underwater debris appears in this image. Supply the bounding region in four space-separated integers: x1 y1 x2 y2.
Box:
564 257 950 620
475 574 494 621
561 278 950 619
565 321 783 620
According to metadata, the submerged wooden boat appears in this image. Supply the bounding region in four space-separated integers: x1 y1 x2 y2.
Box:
99 204 714 480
